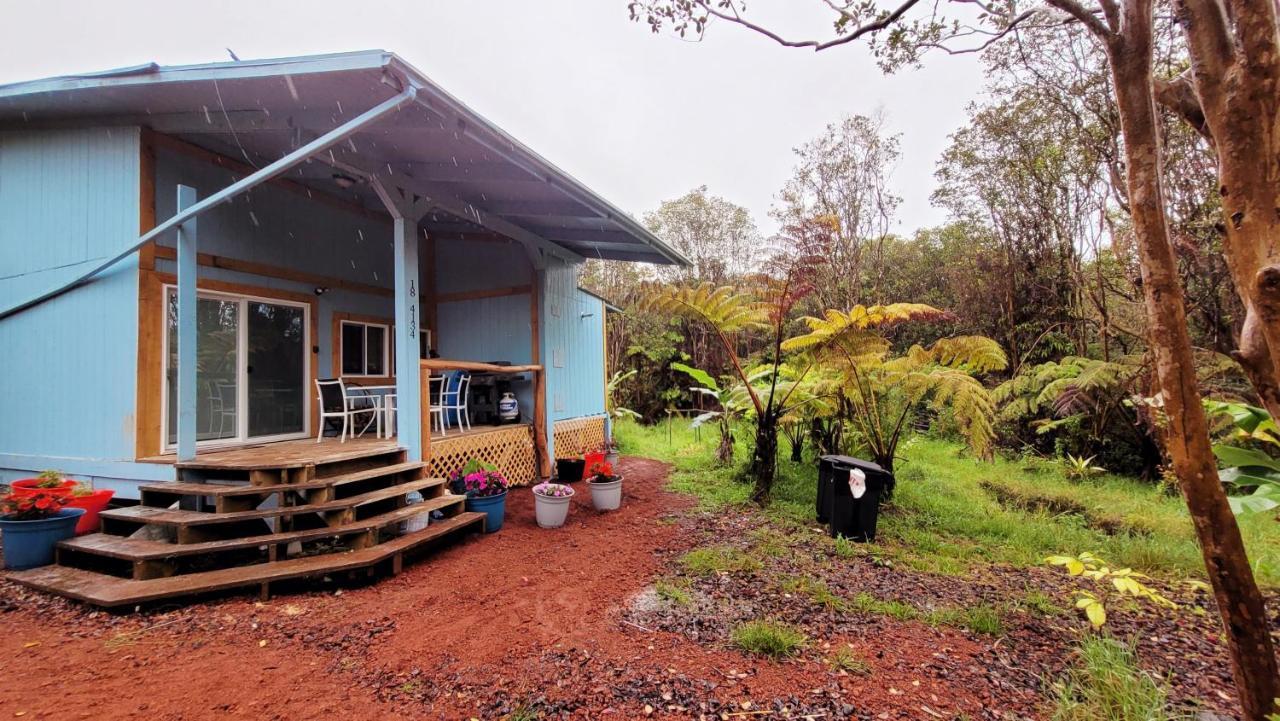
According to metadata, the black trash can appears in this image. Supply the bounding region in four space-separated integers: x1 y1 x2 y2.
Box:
555 458 585 483
827 457 893 542
817 455 863 523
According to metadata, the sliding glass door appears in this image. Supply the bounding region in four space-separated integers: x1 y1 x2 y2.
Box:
164 288 309 449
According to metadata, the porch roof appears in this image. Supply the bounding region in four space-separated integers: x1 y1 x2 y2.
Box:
0 50 690 267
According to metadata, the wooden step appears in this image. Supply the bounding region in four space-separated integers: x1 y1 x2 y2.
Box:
174 444 407 485
60 495 464 563
101 479 448 542
140 462 428 511
9 512 487 608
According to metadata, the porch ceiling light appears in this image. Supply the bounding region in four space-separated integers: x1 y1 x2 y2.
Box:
331 172 359 189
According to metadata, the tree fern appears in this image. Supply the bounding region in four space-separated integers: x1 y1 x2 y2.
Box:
640 282 766 333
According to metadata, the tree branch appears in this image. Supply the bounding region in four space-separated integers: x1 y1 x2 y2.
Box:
1043 0 1114 40
698 0 924 51
1153 70 1214 142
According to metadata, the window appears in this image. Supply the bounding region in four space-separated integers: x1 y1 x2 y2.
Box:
340 321 389 376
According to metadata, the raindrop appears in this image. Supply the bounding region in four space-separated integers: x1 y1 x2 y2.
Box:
357 229 365 242
451 156 458 167
284 75 300 101
202 105 212 124
373 271 379 282
336 100 344 114
249 212 260 227
386 163 394 176
21 111 27 122
351 259 357 269
347 138 358 154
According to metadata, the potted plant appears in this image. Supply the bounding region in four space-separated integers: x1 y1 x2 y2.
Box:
532 482 574 528
583 449 606 477
65 484 115 535
10 469 78 498
0 492 85 569
604 439 620 465
587 461 624 511
450 459 509 534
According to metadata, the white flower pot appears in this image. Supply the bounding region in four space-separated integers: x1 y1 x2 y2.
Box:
534 492 572 528
589 476 623 511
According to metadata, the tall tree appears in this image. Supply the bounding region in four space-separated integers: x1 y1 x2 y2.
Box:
628 1 1278 716
774 113 902 307
644 185 761 284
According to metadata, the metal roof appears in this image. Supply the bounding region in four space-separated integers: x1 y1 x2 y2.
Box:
0 50 689 266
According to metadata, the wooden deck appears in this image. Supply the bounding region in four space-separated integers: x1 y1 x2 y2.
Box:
9 441 488 608
139 436 401 469
139 425 530 468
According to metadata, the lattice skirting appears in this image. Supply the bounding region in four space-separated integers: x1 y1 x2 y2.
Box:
428 425 538 487
552 416 607 459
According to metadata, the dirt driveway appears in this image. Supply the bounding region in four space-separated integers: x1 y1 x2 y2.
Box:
1 458 1038 720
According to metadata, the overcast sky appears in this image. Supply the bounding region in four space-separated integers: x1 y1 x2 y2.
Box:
0 0 985 236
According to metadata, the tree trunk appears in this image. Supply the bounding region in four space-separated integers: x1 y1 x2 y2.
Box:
749 413 778 503
1108 18 1279 720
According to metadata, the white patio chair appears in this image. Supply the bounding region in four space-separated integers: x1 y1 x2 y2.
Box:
440 371 471 433
428 374 447 436
315 379 380 443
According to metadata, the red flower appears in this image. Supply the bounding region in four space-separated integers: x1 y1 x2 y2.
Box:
34 498 51 509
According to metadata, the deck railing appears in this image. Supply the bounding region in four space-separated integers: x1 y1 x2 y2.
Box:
419 359 550 478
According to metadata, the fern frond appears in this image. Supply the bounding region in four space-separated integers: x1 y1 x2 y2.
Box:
904 368 998 459
639 282 767 333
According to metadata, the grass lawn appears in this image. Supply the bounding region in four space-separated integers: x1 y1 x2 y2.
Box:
615 418 1280 586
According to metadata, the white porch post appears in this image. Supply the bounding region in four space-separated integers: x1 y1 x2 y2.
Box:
372 179 432 462
175 184 199 461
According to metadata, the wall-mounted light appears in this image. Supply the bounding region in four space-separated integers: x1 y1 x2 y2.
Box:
314 286 329 296
332 173 358 189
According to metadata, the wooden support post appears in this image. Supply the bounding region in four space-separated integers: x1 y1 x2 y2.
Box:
420 364 432 469
534 368 551 478
175 185 198 462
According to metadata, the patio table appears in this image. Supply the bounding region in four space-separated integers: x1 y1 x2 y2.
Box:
348 384 396 438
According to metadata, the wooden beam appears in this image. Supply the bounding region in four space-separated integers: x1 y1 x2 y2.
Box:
420 359 542 374
534 367 550 478
135 132 161 459
436 284 531 304
424 233 437 351
151 246 392 298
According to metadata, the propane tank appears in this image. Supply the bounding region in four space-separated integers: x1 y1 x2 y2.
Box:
498 392 519 423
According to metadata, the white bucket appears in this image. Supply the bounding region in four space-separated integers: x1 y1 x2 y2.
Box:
534 492 572 528
589 476 623 511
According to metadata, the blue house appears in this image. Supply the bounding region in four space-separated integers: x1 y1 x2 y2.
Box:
0 51 685 604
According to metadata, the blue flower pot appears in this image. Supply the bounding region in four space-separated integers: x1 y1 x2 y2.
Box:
465 491 506 533
0 508 85 570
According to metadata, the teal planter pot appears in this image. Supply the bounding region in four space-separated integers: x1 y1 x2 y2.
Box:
465 492 507 533
0 508 85 570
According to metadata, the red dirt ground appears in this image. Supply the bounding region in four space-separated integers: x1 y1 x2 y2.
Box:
0 458 1044 720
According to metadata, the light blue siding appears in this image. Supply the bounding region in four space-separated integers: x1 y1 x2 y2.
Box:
0 128 141 472
541 257 607 426
434 237 537 417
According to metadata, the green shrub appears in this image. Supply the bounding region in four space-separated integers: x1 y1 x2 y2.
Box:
1052 636 1174 721
730 620 806 659
680 546 761 575
654 579 692 606
826 646 871 674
